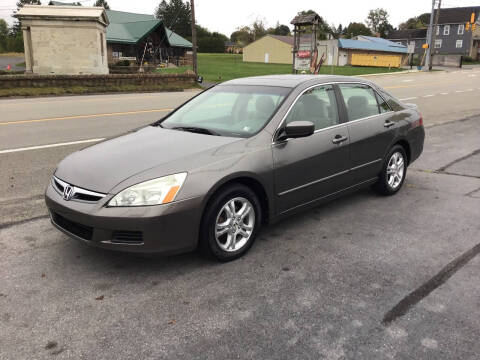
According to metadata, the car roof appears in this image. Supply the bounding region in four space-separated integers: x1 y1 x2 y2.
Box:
222 74 374 89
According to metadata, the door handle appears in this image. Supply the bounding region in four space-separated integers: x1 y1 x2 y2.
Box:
332 135 348 144
384 120 395 128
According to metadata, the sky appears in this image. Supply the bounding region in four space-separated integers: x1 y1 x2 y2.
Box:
1 0 478 35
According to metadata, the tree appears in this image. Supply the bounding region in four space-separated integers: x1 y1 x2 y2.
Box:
251 19 266 40
398 13 429 30
344 22 372 38
366 8 393 37
93 0 110 9
267 22 290 36
0 20 8 52
230 27 253 47
155 0 191 38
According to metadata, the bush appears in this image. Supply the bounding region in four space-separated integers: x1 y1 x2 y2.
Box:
198 36 225 53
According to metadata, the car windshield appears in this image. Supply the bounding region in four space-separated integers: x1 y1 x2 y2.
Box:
159 85 290 137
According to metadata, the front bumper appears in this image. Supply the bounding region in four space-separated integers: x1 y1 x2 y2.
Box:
45 183 203 254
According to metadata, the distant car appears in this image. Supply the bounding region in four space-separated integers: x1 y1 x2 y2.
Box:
45 75 424 261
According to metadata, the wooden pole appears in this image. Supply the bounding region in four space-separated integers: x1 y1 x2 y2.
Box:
190 0 198 75
429 0 441 70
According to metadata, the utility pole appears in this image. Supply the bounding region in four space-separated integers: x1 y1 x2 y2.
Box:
424 0 436 71
425 0 441 71
190 0 198 76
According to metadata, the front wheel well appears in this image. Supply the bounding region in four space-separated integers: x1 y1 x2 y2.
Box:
203 177 270 225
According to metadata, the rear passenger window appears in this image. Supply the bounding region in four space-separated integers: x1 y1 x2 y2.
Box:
375 92 391 113
285 85 339 131
377 89 404 111
339 84 380 121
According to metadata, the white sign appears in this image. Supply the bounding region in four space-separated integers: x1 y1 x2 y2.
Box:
407 43 415 54
119 56 136 61
295 58 310 70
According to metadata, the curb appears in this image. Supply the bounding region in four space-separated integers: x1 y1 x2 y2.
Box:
357 69 421 77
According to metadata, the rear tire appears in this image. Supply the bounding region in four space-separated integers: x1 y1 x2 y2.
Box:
200 184 262 262
373 145 407 196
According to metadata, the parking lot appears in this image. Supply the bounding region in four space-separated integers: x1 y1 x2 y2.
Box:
1 69 480 359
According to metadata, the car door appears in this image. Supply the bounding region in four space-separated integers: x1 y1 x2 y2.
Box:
337 83 398 185
272 84 350 214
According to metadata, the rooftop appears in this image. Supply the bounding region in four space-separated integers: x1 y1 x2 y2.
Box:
15 5 108 25
223 74 373 88
105 9 192 48
387 29 428 40
339 37 407 53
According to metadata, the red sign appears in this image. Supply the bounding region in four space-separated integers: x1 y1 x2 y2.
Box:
297 50 311 58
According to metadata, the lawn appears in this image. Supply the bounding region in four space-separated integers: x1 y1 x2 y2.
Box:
156 53 403 82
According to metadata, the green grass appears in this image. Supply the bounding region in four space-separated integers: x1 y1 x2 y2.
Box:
0 83 200 98
156 53 403 82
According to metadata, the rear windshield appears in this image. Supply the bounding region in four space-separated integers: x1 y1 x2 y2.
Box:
160 85 290 137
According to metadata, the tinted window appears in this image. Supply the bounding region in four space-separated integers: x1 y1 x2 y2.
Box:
339 84 380 121
375 92 391 113
285 85 339 130
377 88 404 111
161 85 290 137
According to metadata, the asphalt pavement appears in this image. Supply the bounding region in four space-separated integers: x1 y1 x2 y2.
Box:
1 69 479 359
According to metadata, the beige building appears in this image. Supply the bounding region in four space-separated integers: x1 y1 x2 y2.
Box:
15 5 109 75
243 35 293 64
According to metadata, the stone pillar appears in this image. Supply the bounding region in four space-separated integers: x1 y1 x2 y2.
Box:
22 26 33 73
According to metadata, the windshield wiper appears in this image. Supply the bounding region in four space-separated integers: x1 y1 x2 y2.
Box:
171 126 219 136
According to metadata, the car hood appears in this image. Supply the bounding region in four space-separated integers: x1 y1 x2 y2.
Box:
55 126 241 193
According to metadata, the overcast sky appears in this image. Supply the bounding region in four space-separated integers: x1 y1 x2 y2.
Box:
1 0 478 35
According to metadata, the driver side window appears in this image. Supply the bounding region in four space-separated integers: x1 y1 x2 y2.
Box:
285 85 339 131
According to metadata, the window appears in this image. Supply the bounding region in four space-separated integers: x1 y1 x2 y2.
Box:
444 24 450 35
285 85 339 131
436 26 440 35
456 39 463 48
435 39 442 48
458 24 464 35
375 92 391 113
338 84 381 121
161 85 290 137
377 89 404 112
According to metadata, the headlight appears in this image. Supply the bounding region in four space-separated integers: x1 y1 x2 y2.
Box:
108 173 187 207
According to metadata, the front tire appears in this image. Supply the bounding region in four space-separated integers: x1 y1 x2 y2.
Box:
373 145 407 196
200 184 262 261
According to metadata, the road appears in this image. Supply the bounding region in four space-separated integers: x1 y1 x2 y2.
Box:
1 69 479 359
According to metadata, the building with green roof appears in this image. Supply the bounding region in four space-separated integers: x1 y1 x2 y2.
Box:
104 9 192 64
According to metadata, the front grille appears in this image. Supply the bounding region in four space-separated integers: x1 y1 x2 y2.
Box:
52 212 93 241
52 176 106 203
111 231 143 245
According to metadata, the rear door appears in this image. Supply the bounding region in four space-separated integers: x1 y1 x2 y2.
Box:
272 84 350 214
337 83 398 184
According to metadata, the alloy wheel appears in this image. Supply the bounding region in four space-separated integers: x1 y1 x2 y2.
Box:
215 197 255 252
386 151 405 189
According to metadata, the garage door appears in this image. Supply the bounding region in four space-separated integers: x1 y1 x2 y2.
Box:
351 53 402 68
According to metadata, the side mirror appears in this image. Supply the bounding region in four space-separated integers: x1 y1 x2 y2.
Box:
278 121 315 140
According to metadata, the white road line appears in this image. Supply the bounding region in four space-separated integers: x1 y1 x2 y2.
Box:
402 79 413 82
399 97 418 101
455 90 467 93
0 138 105 155
466 89 474 91
440 92 449 95
468 74 476 77
423 94 435 97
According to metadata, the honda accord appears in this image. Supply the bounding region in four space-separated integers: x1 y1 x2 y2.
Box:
45 75 424 261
